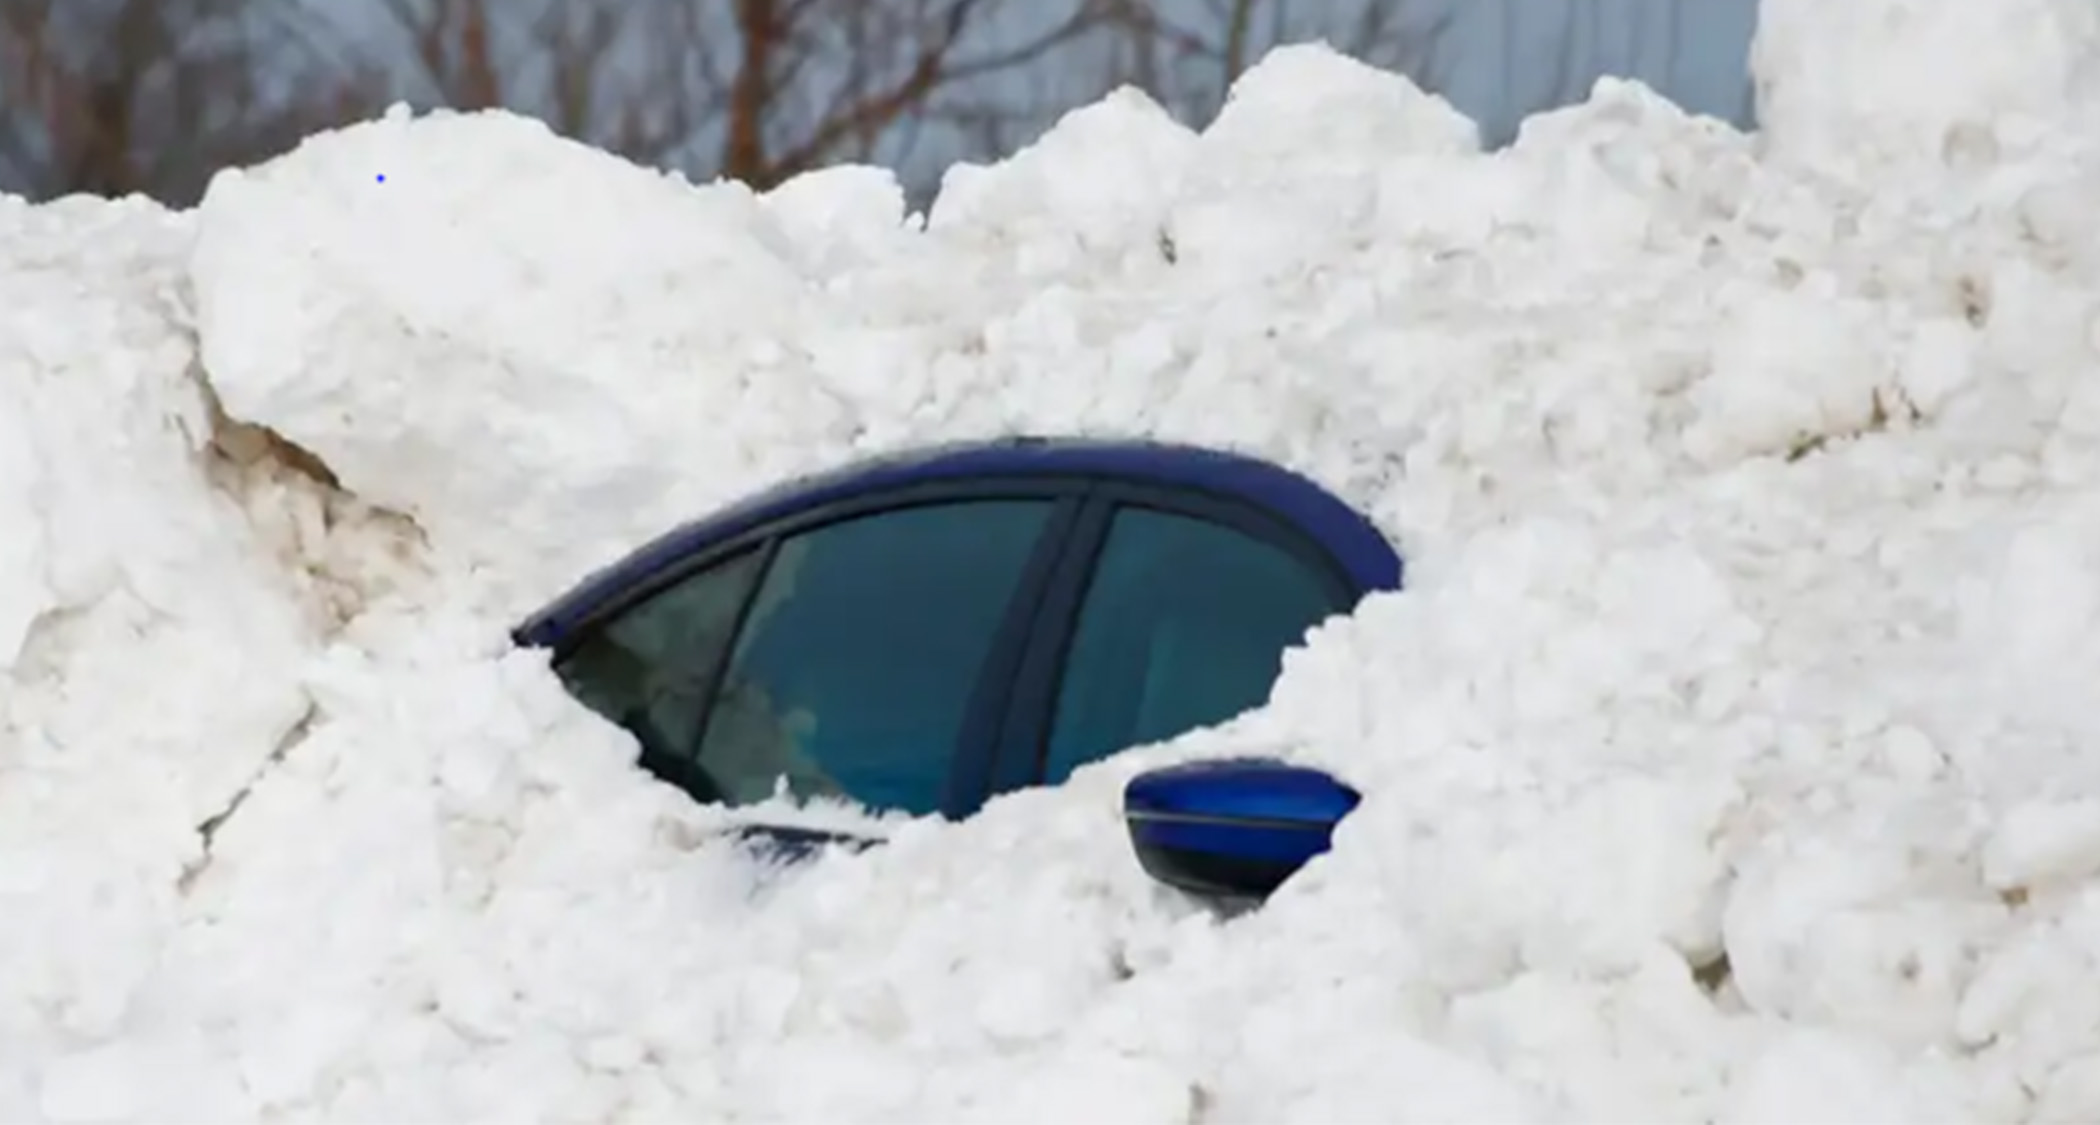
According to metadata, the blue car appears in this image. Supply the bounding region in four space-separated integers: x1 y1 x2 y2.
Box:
514 436 1401 900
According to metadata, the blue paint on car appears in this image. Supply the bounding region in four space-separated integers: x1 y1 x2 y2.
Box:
514 436 1400 652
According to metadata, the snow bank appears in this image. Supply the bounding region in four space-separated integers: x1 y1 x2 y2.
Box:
13 0 2100 1118
0 197 315 1089
1753 0 2100 170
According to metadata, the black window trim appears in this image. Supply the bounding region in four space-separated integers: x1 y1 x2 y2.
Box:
548 476 1104 658
979 479 1367 799
665 535 781 800
610 541 772 798
553 474 1092 819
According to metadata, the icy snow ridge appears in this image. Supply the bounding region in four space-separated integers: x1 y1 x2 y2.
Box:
13 0 2100 1119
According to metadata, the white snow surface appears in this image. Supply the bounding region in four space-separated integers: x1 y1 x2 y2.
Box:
14 1 2100 1119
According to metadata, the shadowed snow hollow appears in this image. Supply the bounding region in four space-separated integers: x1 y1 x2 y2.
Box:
11 3 2100 1120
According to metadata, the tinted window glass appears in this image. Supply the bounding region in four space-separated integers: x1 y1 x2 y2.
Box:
693 500 1054 816
554 548 766 798
1044 506 1342 783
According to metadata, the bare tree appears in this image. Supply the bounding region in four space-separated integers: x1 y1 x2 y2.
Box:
0 0 370 203
0 0 1461 208
365 0 1108 193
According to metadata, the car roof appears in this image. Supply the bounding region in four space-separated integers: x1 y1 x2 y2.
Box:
515 435 1402 648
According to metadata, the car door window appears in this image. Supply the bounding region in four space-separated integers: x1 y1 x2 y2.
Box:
693 499 1055 816
1043 505 1344 784
552 548 767 798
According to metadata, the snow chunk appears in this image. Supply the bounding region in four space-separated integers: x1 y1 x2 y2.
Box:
0 197 321 1114
191 108 824 613
1755 0 2100 169
931 87 1199 270
1984 799 2100 891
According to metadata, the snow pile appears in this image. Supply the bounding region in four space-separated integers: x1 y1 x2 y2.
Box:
14 0 2100 1118
1753 0 2100 170
0 198 315 1102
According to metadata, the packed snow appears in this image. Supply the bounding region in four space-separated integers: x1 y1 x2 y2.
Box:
11 0 2100 1119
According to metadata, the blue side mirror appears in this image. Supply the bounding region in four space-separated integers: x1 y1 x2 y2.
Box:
1122 757 1362 901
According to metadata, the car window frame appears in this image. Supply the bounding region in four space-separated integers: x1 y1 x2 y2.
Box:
979 477 1367 799
549 475 1092 819
550 543 771 798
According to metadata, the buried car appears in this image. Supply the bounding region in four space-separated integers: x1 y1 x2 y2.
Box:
513 436 1400 900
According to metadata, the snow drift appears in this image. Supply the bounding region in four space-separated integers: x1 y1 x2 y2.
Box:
13 0 2100 1119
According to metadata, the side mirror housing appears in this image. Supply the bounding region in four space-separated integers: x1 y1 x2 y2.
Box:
1122 757 1361 902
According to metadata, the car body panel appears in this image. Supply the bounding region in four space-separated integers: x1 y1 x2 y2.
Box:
513 436 1401 653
